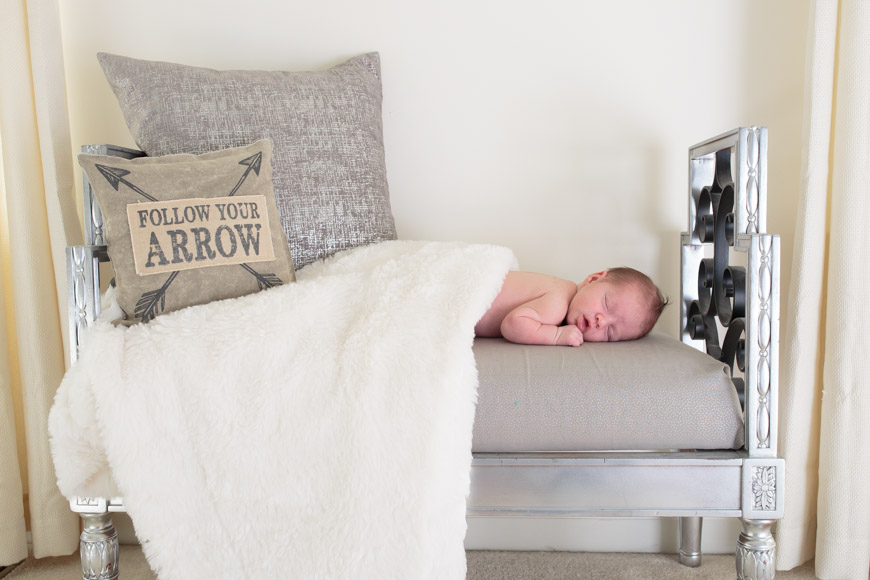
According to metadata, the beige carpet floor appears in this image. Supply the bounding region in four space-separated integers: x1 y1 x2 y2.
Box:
4 546 819 579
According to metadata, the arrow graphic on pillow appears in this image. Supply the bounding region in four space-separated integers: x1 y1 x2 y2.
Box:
134 271 179 323
228 151 284 288
239 264 283 290
227 152 262 197
94 164 158 202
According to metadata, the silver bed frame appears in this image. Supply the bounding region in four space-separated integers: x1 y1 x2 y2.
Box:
66 127 783 580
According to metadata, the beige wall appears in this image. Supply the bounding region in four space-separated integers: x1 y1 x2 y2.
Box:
59 0 809 551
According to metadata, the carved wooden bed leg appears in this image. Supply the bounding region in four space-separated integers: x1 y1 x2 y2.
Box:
79 512 119 580
678 516 703 567
736 518 776 580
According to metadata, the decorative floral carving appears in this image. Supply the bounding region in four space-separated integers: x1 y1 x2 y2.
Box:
752 466 776 511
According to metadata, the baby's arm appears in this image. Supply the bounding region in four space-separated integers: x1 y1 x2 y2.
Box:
500 295 584 347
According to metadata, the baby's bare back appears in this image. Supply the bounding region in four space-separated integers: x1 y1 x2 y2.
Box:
475 271 577 338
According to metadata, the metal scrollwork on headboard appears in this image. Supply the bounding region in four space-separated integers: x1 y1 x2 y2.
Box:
686 147 747 395
687 146 749 389
680 127 780 457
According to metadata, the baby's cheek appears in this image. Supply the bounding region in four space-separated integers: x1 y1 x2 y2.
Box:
582 330 603 342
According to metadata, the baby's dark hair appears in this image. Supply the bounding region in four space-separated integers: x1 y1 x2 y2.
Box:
604 267 670 338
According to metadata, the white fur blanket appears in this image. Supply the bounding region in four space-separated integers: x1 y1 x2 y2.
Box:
49 240 515 580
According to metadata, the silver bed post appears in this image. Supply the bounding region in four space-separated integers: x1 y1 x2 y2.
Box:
79 514 119 580
737 519 776 579
685 127 783 579
70 498 120 580
68 144 144 580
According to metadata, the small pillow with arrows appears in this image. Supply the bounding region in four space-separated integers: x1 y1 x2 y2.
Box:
78 139 295 324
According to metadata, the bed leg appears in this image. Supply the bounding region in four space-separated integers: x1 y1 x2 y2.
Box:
678 516 702 567
736 518 776 580
79 512 119 580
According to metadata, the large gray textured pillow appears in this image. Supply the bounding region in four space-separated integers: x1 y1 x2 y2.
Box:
98 52 397 269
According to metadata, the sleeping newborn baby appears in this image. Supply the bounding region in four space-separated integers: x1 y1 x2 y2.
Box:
475 267 668 346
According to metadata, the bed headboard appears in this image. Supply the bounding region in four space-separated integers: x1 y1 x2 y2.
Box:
680 126 780 459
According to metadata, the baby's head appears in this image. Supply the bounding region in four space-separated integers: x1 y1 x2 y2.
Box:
566 267 669 342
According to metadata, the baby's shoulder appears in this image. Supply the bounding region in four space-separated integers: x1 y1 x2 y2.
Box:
505 271 576 299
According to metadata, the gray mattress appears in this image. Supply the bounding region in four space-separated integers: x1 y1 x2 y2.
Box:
472 333 743 452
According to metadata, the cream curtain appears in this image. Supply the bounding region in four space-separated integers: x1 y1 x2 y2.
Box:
777 0 870 579
0 0 82 565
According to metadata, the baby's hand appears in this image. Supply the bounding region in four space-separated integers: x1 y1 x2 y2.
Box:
555 325 584 347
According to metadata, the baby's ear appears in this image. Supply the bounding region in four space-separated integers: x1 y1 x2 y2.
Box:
581 270 608 286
